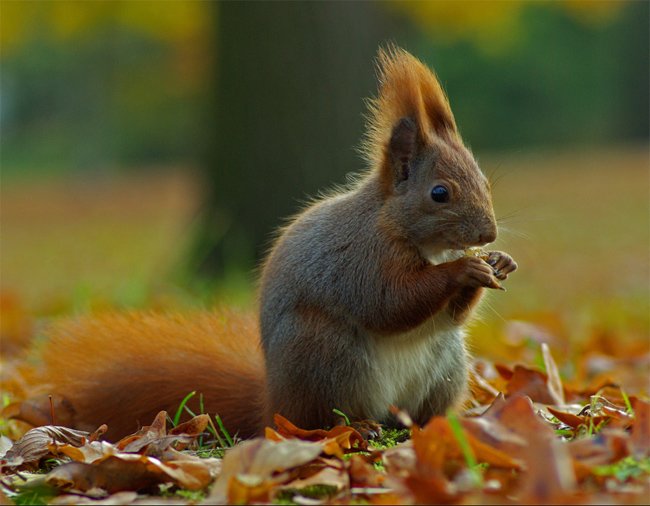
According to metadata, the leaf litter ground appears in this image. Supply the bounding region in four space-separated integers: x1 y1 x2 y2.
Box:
1 327 649 505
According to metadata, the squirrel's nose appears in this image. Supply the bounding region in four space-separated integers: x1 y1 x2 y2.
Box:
478 225 497 245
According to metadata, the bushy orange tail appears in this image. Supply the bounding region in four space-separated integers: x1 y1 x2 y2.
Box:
13 310 266 441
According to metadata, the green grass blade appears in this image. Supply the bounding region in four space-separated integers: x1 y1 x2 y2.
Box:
183 406 198 417
332 408 350 426
447 410 482 486
215 415 234 447
621 388 634 415
173 391 196 426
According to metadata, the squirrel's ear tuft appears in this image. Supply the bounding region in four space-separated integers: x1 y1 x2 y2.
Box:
388 117 418 185
361 44 459 172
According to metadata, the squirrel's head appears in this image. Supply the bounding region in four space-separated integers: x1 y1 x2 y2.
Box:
362 46 497 253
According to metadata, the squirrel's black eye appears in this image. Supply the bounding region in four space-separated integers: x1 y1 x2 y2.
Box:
431 185 450 203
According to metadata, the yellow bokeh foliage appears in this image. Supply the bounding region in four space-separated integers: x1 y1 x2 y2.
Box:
0 0 626 59
389 0 625 54
0 0 211 57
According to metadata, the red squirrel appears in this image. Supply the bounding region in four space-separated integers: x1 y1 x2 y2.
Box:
14 46 517 441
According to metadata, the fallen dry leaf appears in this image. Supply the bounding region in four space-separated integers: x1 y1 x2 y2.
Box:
45 453 220 494
49 440 116 464
1 425 91 471
115 411 168 452
272 414 366 448
630 398 650 458
505 365 561 405
272 414 333 441
460 415 527 457
474 394 579 503
209 437 325 503
516 433 577 504
547 406 592 429
469 366 502 405
0 411 220 502
482 394 553 444
45 458 160 494
418 415 521 473
114 411 209 455
269 413 367 458
168 414 209 437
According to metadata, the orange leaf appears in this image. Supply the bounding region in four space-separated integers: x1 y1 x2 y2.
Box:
273 413 329 441
272 413 366 453
495 363 514 380
505 365 559 405
264 427 285 442
482 396 576 503
403 474 457 504
414 415 521 478
412 417 455 477
48 440 115 464
630 398 650 458
115 410 167 451
329 426 367 451
516 436 577 504
169 414 209 437
547 406 585 429
463 432 521 470
483 394 553 442
348 454 385 488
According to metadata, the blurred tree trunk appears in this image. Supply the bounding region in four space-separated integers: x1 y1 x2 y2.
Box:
189 1 405 282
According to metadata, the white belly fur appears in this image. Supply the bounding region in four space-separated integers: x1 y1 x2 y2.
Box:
365 311 467 419
363 248 469 419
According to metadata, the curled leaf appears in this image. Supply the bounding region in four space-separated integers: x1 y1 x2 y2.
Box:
1 425 91 470
272 413 366 454
169 413 209 437
45 452 220 493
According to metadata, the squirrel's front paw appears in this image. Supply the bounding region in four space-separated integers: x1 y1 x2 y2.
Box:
350 419 383 441
454 256 502 290
485 251 518 280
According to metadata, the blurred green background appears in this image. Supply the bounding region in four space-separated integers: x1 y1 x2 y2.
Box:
1 1 648 343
